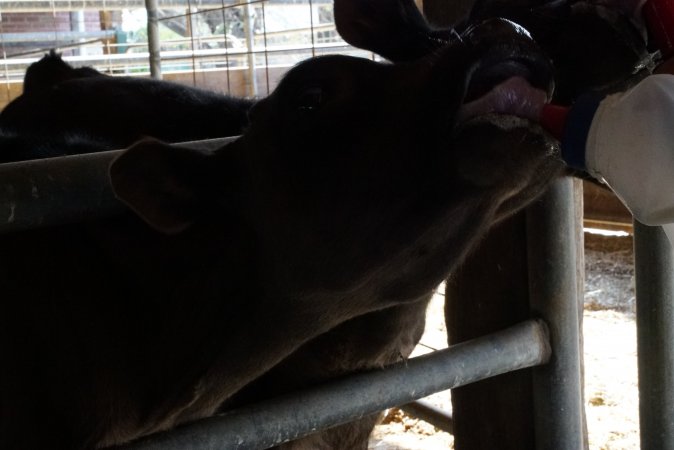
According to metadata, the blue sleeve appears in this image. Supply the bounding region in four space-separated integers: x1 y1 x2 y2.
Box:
561 91 605 171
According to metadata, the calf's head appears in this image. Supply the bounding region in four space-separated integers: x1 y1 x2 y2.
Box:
336 0 650 103
110 18 562 303
468 0 651 102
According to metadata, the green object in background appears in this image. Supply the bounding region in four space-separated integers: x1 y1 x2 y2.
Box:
116 29 128 53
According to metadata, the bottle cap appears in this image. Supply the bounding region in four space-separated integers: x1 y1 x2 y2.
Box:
539 104 570 141
539 92 605 171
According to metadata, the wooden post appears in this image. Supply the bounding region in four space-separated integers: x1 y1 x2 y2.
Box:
445 178 586 450
446 212 536 450
99 11 114 55
418 3 539 446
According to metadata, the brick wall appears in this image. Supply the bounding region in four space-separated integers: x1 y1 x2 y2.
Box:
1 13 72 33
0 12 103 57
0 12 102 33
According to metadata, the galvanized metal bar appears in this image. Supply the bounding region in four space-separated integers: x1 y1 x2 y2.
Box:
242 0 258 96
0 137 236 234
527 177 586 450
145 0 163 79
0 150 123 233
120 319 551 450
634 220 674 450
69 11 86 56
399 399 453 434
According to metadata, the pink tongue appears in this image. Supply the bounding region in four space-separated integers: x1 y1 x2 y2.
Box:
459 76 549 122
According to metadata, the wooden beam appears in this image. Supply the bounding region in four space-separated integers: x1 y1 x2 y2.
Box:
583 180 632 229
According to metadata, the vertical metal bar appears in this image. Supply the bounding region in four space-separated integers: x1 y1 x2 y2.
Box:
220 0 232 93
308 0 316 57
145 0 162 79
261 1 270 95
242 0 258 96
187 0 197 86
69 10 85 56
634 220 674 450
0 3 10 105
50 0 58 49
527 177 586 450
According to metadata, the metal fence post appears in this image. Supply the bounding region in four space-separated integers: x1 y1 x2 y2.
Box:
634 221 674 450
242 0 258 96
145 0 162 79
527 177 586 450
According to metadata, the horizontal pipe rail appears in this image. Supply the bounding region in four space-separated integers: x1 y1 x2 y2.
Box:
0 0 291 13
0 30 116 43
0 137 236 234
118 319 551 450
2 42 354 67
1 43 358 82
399 400 453 434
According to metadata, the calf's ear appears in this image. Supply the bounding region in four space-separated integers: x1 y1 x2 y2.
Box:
334 0 444 62
109 139 214 235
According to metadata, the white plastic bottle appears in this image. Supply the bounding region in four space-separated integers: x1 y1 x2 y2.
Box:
539 0 674 243
564 76 674 221
541 75 674 243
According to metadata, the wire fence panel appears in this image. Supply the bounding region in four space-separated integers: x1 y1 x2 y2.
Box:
0 0 373 107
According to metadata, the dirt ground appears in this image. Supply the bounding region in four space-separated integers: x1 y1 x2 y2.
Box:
368 230 638 450
583 231 638 450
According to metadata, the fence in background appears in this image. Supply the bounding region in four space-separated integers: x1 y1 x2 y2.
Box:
0 0 372 108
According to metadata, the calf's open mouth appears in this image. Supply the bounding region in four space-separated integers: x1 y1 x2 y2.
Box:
458 55 554 127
